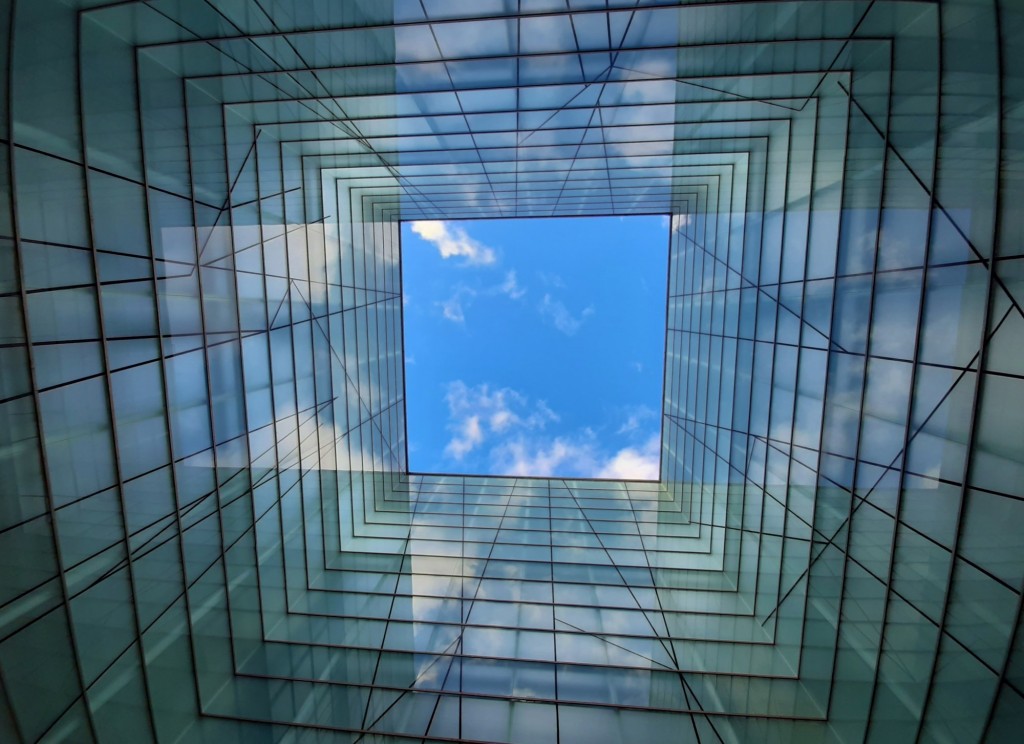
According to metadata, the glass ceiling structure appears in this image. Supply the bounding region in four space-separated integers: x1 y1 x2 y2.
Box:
0 1 1022 742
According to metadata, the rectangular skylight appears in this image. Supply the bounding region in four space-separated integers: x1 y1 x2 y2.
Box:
401 216 669 479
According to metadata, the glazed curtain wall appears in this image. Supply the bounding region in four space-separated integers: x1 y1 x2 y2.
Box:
1 0 405 741
1 1 1023 743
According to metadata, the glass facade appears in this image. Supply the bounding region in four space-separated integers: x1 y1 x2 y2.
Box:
0 1 1022 742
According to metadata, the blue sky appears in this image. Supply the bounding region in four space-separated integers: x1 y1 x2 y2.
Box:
401 216 668 479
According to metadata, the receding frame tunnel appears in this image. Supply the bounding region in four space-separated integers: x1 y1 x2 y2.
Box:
0 1 1023 743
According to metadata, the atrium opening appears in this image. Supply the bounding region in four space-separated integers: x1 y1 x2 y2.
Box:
1 1 1022 743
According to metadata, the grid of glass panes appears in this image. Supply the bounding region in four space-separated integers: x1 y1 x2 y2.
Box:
0 1 1023 743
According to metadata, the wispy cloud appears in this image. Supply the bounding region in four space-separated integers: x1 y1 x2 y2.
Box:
436 286 476 323
446 415 484 459
499 270 527 299
439 294 466 322
492 434 599 478
492 430 661 480
411 220 497 265
440 381 663 478
443 381 557 460
538 294 594 336
597 434 661 480
616 405 656 434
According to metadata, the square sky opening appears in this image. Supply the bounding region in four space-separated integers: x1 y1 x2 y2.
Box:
400 216 670 479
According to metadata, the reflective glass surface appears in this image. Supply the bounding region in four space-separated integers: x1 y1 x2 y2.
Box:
1 1 1023 742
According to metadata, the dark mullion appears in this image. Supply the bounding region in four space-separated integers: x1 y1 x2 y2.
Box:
215 102 270 682
251 129 301 629
912 0 1006 736
3 0 98 738
978 0 1024 732
180 72 246 699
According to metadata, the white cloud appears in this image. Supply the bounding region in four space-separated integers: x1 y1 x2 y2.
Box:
445 415 484 459
411 220 497 265
492 435 599 478
439 383 662 480
597 434 661 480
499 270 527 299
436 286 476 323
538 294 594 336
490 408 515 432
440 294 465 322
442 381 557 460
617 405 656 434
491 430 662 480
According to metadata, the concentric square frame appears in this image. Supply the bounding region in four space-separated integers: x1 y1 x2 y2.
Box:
1 1 1023 743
